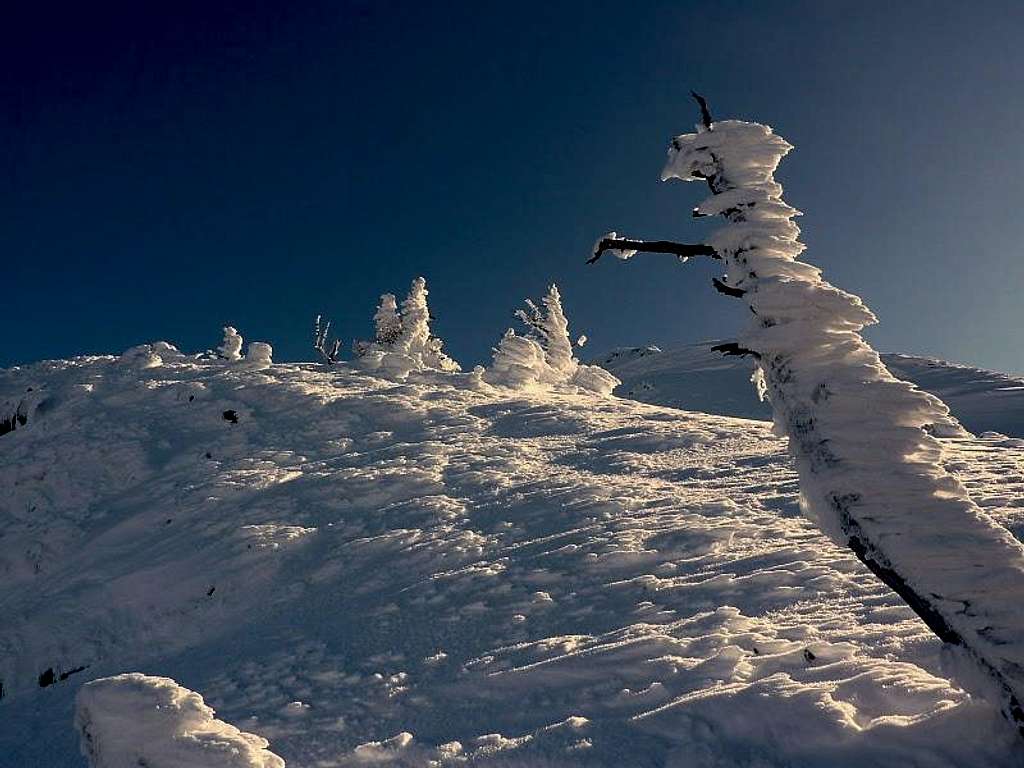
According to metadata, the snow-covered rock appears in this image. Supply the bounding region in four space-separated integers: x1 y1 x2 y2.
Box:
75 673 284 768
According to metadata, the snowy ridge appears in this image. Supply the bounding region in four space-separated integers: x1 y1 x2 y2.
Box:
658 116 1024 731
2 355 1024 765
593 342 1024 437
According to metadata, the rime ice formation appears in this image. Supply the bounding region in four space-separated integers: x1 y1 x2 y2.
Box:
658 115 1024 732
75 674 284 768
486 284 620 395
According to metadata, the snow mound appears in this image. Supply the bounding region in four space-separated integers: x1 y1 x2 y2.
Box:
75 673 284 768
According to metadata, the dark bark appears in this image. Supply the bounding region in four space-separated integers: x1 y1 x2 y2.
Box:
587 237 718 265
710 342 760 360
712 277 745 298
691 91 712 131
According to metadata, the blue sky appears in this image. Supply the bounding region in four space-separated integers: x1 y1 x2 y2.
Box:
3 1 1023 372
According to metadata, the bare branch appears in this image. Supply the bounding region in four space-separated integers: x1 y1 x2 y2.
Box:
313 314 342 365
711 342 760 360
712 277 745 298
587 237 718 265
691 91 712 131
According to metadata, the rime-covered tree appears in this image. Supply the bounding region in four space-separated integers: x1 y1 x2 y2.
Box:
514 284 576 378
590 94 1024 736
354 277 458 374
373 293 402 346
487 284 618 394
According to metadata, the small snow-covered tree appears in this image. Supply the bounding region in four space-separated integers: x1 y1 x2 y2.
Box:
353 277 459 375
218 327 243 361
393 277 431 357
373 293 402 346
486 284 618 394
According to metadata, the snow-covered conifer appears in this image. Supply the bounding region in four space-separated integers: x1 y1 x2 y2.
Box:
373 293 402 347
393 277 431 357
487 284 618 394
354 277 458 375
391 277 459 372
218 327 243 362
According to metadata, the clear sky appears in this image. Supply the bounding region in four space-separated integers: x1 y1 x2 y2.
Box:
4 1 1023 372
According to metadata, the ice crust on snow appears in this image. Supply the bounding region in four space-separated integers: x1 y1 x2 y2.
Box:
662 117 1024 724
1 354 1023 765
75 673 284 768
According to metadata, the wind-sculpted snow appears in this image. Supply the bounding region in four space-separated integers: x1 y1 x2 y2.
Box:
0 358 1023 765
661 117 1024 732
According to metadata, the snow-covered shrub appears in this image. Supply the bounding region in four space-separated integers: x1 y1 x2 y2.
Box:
218 327 243 362
485 284 619 395
244 342 273 370
119 342 185 370
354 277 460 376
75 673 284 768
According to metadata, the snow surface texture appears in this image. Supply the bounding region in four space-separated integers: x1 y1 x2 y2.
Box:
660 117 1024 730
485 284 620 395
593 342 1024 437
75 673 284 768
2 355 1024 766
355 278 460 377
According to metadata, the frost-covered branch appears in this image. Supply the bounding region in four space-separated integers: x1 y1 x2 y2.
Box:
587 235 717 265
313 314 342 365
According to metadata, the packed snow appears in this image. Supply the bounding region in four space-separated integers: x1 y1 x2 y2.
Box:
594 342 1024 438
2 352 1024 766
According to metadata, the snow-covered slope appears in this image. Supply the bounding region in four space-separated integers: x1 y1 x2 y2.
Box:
2 354 1024 766
595 343 1024 437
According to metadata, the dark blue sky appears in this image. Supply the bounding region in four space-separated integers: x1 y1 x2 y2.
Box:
4 1 1023 372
